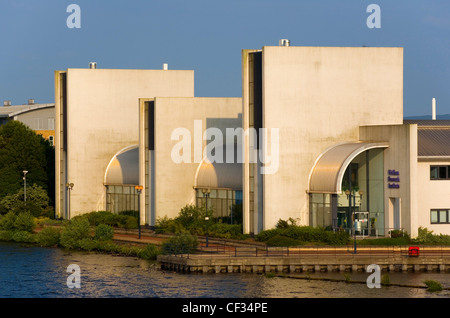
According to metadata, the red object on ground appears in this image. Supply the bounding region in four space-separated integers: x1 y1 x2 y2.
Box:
408 246 420 257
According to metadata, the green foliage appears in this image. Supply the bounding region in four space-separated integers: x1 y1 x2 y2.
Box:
14 212 36 232
0 211 35 232
413 227 450 245
381 274 390 286
161 232 199 254
255 224 350 246
0 212 18 231
424 280 443 292
12 230 35 243
155 205 246 240
137 244 161 260
0 230 14 241
0 184 51 217
36 227 61 247
75 211 138 229
94 224 114 241
359 237 411 246
389 229 409 239
0 121 53 200
59 217 91 249
266 234 302 247
155 216 185 234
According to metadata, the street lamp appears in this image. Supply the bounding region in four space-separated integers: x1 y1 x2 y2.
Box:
202 188 211 247
345 189 357 254
135 185 143 239
23 171 28 202
66 183 74 219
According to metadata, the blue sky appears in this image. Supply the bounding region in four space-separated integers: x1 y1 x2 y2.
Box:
0 0 449 117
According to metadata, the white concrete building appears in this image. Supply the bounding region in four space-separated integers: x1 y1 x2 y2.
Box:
241 44 450 237
54 66 195 219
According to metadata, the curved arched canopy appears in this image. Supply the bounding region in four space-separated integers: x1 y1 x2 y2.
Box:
104 145 139 185
195 158 242 190
309 142 388 194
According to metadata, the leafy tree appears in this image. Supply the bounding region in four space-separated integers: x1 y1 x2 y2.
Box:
0 184 51 216
0 121 54 206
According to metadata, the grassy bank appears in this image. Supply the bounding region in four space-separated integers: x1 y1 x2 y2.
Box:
0 211 161 260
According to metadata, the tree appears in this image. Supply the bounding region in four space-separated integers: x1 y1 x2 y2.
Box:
0 184 51 217
0 121 54 203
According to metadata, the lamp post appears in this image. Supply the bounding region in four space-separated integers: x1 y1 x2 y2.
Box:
135 185 143 239
346 189 357 254
23 171 28 202
66 183 74 219
202 188 210 247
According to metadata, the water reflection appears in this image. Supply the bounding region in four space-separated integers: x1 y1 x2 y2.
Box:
0 242 449 298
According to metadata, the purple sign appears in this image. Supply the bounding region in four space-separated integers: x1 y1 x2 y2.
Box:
388 169 400 189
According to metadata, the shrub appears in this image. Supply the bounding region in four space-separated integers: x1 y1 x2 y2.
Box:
138 244 161 260
14 212 36 232
209 223 244 239
0 212 17 231
256 226 349 245
413 227 450 245
266 234 302 247
0 230 14 241
155 216 185 234
424 280 443 292
36 227 61 247
75 211 138 229
12 231 35 243
161 232 198 255
60 217 91 249
77 238 98 251
94 224 114 241
381 274 390 286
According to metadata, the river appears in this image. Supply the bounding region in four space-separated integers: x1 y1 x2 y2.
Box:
0 242 449 299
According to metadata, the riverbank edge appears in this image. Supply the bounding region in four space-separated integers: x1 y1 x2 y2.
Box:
266 273 450 291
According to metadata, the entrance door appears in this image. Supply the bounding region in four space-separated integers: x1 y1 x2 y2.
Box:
389 197 401 230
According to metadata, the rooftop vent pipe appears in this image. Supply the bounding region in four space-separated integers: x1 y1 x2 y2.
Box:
163 63 168 70
89 62 97 69
432 98 436 120
3 100 11 106
28 99 35 105
279 39 290 46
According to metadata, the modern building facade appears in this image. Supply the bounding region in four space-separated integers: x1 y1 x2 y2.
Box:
54 67 195 219
0 100 55 144
138 97 242 226
242 45 450 237
53 44 449 238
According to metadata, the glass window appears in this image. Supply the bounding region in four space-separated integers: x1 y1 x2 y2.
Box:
430 210 438 223
430 166 438 179
439 210 448 223
439 166 447 179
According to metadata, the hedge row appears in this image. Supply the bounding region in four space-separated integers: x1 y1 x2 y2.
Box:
256 226 350 246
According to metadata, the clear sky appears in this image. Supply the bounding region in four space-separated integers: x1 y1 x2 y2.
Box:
0 0 449 117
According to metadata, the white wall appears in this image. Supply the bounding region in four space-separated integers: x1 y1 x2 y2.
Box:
417 161 450 235
243 46 404 233
55 68 194 218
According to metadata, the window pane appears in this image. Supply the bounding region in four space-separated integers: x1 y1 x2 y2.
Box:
430 210 438 223
439 210 447 223
430 166 438 179
439 166 447 179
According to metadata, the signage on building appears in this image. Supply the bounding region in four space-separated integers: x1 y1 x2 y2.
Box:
387 169 400 189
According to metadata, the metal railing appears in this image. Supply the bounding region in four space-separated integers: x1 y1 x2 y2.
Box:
163 241 450 259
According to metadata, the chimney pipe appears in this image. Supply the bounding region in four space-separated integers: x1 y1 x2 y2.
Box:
432 98 436 120
28 99 35 105
163 63 168 70
3 100 11 107
89 62 97 69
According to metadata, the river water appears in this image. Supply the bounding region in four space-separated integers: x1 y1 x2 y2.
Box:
0 242 449 299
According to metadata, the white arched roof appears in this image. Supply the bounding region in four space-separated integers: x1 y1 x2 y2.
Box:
104 145 139 185
309 142 388 194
